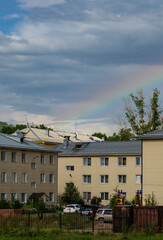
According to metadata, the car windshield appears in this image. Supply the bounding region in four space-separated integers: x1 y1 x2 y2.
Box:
97 210 103 214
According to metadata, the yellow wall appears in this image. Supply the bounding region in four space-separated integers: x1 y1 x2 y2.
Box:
142 140 163 205
58 155 141 204
0 148 58 204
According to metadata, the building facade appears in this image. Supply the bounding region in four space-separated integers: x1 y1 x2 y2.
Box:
0 133 58 204
137 130 163 205
53 141 142 204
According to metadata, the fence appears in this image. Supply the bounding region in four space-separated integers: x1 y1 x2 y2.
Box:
0 211 113 232
113 206 163 233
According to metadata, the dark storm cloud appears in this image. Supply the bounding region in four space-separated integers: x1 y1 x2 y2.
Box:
0 0 163 127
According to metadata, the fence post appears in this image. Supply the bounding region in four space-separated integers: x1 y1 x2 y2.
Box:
92 214 95 233
28 212 31 228
59 213 62 229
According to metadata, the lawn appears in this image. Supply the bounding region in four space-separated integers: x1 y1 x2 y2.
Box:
0 228 162 240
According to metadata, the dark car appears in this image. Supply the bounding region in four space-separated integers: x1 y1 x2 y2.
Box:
79 205 99 215
79 207 94 216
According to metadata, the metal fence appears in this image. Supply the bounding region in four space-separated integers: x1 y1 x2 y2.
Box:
0 211 113 232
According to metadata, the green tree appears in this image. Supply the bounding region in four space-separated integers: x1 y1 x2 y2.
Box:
62 182 84 205
91 196 101 205
1 124 27 134
144 192 158 206
124 88 163 135
109 187 120 208
108 128 134 141
1 125 16 134
92 132 108 141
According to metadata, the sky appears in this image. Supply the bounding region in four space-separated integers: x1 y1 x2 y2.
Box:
0 0 163 135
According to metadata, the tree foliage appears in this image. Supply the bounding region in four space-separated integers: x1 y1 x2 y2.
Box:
91 196 101 205
109 187 120 208
92 132 108 141
108 128 134 141
144 192 158 206
125 88 163 135
1 124 26 134
62 182 84 205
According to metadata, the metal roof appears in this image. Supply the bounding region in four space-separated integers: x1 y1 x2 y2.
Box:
0 133 58 152
136 129 163 139
51 141 141 156
12 128 102 144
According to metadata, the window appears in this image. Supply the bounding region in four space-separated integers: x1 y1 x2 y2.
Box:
12 172 17 183
11 193 17 202
83 158 91 166
41 153 46 164
49 192 54 202
12 152 17 163
22 173 27 183
1 172 7 183
1 151 7 161
118 175 126 184
100 175 109 184
21 193 27 203
49 155 54 164
40 173 46 183
100 192 109 201
31 182 36 188
135 175 142 184
83 175 91 183
22 152 27 163
118 157 126 166
83 192 91 201
49 174 54 183
1 193 7 200
66 166 74 171
31 162 36 169
100 157 109 166
136 157 141 166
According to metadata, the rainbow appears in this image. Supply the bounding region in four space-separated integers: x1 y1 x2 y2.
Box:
74 65 163 121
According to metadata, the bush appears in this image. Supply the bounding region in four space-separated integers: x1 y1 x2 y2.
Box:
12 200 23 209
91 196 101 205
144 224 158 236
0 199 11 209
144 192 158 206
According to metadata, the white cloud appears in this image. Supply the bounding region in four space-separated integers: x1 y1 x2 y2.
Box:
18 0 65 8
3 14 21 20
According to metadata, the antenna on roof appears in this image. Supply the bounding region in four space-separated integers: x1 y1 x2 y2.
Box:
24 114 42 141
24 114 30 128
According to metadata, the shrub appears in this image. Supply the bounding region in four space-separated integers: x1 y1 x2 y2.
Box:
144 192 158 206
91 196 101 205
12 200 23 209
0 199 11 209
144 224 158 236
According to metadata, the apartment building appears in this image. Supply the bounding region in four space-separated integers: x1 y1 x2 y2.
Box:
137 129 163 205
12 128 102 147
0 133 58 204
52 141 142 204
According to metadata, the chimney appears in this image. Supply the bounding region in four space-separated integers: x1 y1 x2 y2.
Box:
63 138 69 148
17 130 25 143
45 129 49 136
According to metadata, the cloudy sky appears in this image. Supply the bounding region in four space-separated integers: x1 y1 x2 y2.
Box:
0 0 163 135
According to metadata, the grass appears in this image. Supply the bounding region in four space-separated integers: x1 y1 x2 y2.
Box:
0 227 162 240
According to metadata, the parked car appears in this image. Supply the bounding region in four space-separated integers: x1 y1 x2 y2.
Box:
95 208 113 223
79 205 99 215
63 204 80 214
79 207 94 216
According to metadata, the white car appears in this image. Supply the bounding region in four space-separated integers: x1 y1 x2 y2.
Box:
63 204 80 213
